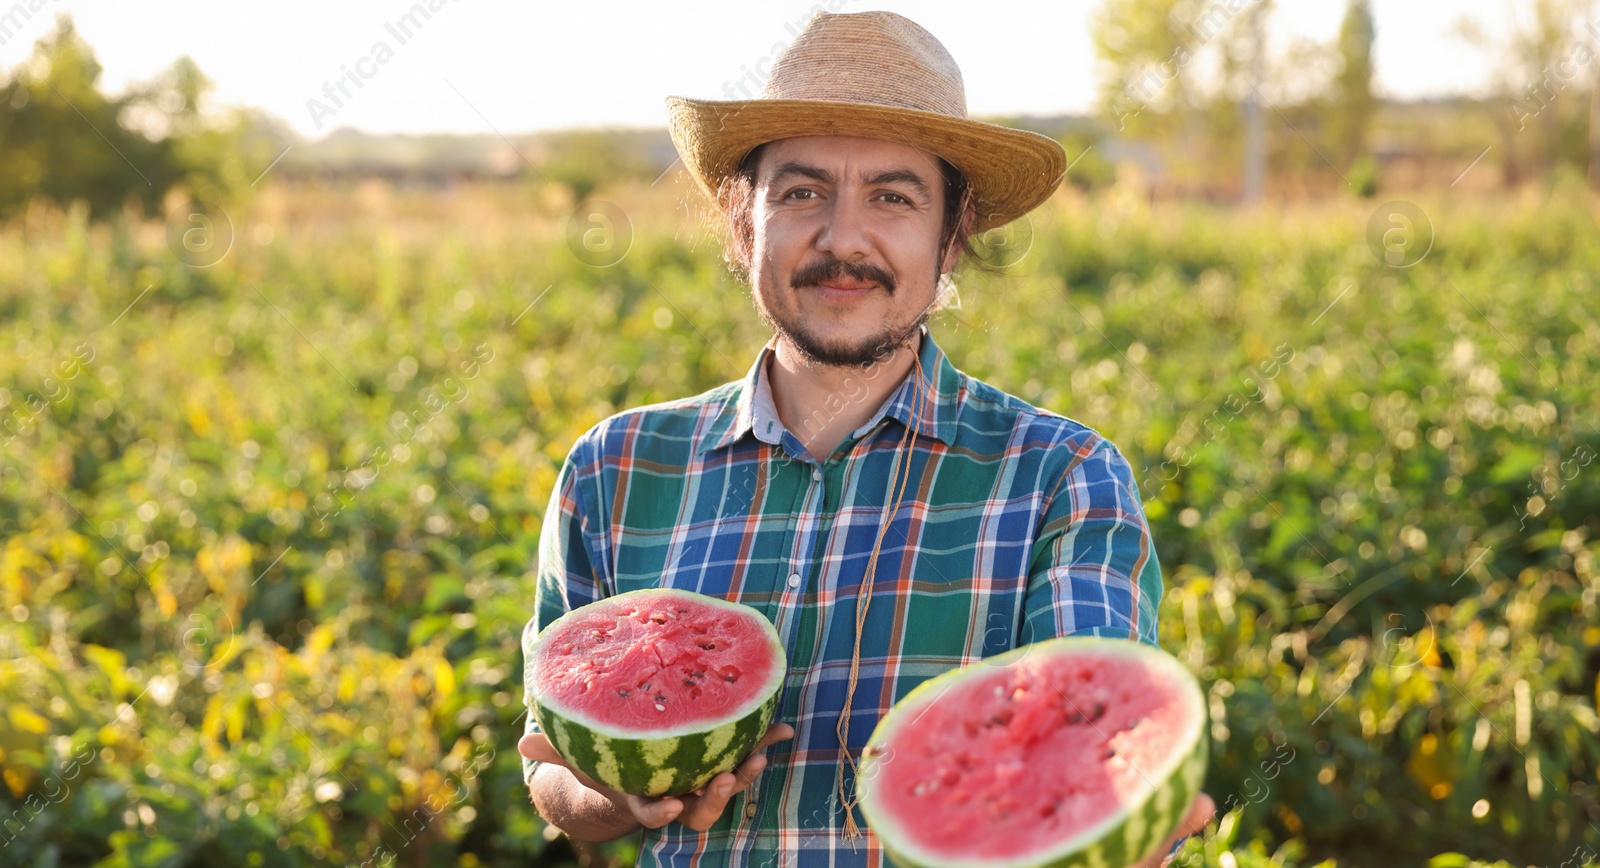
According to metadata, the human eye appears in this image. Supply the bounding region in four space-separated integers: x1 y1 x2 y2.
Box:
784 188 818 201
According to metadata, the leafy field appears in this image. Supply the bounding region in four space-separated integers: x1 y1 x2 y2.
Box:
1 177 1597 867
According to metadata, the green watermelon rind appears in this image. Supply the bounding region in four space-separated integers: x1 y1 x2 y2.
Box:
857 636 1209 868
527 588 787 798
534 687 780 798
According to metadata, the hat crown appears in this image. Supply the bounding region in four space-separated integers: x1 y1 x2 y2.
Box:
761 11 968 119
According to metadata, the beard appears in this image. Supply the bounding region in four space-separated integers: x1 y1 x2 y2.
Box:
754 254 930 368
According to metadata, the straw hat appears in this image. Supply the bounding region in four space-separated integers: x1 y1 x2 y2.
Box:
665 10 1068 234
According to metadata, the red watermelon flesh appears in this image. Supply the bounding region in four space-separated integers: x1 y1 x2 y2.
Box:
862 640 1206 865
534 590 783 732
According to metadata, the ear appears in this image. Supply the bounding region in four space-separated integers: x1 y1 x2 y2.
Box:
938 199 977 275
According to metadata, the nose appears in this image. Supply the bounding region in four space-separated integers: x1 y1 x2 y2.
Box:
814 192 872 263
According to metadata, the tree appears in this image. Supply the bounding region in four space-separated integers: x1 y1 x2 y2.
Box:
0 14 283 221
0 14 177 219
1092 0 1277 195
1091 0 1198 139
129 54 291 204
1237 2 1267 202
1329 0 1376 167
1454 0 1593 186
539 129 654 205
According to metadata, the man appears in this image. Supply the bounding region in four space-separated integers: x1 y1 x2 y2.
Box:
518 10 1213 867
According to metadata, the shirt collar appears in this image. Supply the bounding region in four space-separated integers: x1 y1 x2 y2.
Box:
697 323 961 455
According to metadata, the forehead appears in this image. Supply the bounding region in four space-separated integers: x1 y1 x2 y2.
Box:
755 135 944 181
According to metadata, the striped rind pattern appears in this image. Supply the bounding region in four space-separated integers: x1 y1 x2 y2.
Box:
860 637 1209 868
527 589 787 798
535 688 779 797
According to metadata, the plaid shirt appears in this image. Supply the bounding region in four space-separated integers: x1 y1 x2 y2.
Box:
522 324 1167 867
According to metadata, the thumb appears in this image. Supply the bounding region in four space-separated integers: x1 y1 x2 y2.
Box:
1176 792 1216 839
518 733 566 765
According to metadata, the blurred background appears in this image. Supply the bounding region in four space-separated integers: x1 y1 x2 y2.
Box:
0 1 1597 866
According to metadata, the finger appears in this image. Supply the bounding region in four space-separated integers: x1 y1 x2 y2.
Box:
731 749 769 791
517 733 565 765
626 793 684 829
753 723 796 753
711 727 785 809
677 772 739 831
1174 792 1215 839
1149 792 1216 868
669 728 786 833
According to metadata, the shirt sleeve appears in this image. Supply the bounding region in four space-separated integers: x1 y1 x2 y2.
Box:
1020 436 1163 648
1024 436 1187 861
522 434 610 787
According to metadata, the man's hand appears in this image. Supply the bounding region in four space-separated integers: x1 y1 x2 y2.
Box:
1133 791 1215 868
519 723 795 835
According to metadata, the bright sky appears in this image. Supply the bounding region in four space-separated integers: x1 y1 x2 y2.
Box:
0 0 1525 138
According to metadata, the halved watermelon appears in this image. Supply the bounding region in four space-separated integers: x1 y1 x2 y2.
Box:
858 636 1207 868
524 588 786 797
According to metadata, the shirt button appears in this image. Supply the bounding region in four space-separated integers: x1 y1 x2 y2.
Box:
811 469 821 482
745 801 758 820
787 573 801 588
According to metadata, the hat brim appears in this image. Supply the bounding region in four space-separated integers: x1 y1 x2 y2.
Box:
665 96 1067 234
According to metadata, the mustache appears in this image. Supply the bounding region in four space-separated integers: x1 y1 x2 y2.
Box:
790 256 896 293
